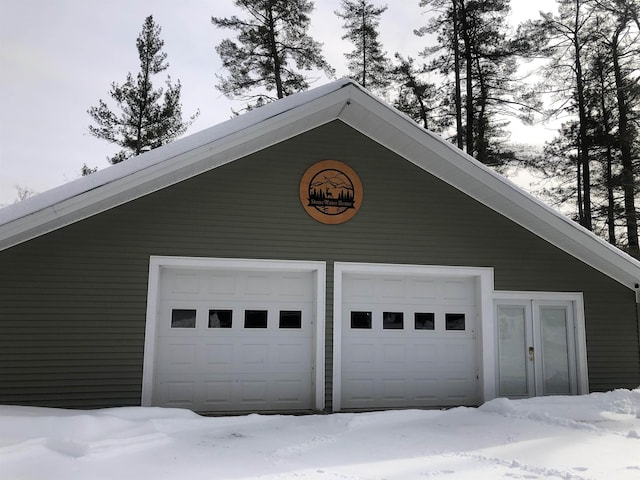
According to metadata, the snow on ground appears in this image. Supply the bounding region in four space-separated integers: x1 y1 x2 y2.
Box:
1 389 639 480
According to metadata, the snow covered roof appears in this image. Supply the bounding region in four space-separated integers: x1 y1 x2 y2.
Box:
2 78 640 290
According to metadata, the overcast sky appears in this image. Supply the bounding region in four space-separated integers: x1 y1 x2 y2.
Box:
0 0 556 206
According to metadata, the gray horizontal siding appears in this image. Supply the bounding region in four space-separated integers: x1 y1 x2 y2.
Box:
0 120 638 409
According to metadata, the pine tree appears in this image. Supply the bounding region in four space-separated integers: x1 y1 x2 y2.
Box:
88 16 198 164
391 54 441 131
335 0 391 93
212 0 334 111
591 0 640 257
519 0 598 229
417 0 534 167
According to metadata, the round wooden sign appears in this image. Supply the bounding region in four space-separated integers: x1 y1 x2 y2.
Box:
299 160 363 224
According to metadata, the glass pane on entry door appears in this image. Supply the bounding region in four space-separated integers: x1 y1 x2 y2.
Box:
497 305 529 396
540 307 571 395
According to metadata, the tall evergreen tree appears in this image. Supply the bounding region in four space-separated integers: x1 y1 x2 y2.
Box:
523 0 640 253
524 0 597 229
88 16 198 165
335 0 391 93
392 54 441 130
212 0 334 111
417 0 534 167
592 0 640 256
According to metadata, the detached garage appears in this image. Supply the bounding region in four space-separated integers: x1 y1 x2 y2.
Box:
0 79 639 413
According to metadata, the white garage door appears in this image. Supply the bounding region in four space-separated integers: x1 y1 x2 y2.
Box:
153 267 315 412
341 273 479 410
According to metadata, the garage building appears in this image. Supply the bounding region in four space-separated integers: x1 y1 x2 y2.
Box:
1 79 639 413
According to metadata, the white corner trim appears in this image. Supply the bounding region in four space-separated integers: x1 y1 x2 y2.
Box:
141 258 161 407
141 256 327 410
332 262 495 412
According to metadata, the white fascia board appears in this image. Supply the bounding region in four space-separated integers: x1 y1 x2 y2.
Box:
337 87 640 290
0 82 354 252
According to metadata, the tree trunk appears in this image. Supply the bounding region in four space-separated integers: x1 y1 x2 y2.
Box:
576 149 584 224
612 42 639 256
573 1 592 230
452 0 464 150
135 58 151 156
458 0 474 156
595 52 617 245
473 53 489 164
361 3 367 87
267 7 284 99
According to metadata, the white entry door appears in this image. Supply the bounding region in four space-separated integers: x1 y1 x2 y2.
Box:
495 299 579 398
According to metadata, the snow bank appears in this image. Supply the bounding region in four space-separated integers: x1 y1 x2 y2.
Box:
1 389 639 479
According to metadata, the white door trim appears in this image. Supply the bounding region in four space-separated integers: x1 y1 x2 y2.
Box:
332 262 495 411
142 256 326 411
493 291 589 396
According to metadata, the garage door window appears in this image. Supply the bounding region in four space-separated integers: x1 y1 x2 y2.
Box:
414 312 435 330
209 310 232 328
171 309 196 328
445 313 466 330
245 310 268 328
279 310 302 328
383 312 403 329
351 311 372 329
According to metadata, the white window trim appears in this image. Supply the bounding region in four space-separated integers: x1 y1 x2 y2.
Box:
493 290 589 396
332 262 495 411
141 256 326 411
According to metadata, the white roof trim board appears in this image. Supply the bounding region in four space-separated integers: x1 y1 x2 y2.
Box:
2 79 640 290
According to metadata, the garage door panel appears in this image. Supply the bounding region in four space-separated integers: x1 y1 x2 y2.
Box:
205 344 234 365
441 342 476 369
276 343 308 365
173 273 200 294
348 344 375 364
414 379 439 400
239 379 268 403
165 343 197 367
207 273 237 295
381 378 406 400
156 371 311 410
202 380 233 406
381 278 405 298
411 280 438 300
344 378 375 402
274 379 308 403
245 274 271 297
240 344 269 366
444 379 476 400
155 379 196 407
382 344 406 364
344 276 375 299
277 274 314 298
412 344 438 363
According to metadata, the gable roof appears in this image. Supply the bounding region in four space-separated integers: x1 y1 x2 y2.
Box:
2 79 640 291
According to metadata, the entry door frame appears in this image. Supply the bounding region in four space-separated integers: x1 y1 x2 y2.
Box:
142 256 327 410
333 262 496 411
493 291 589 397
